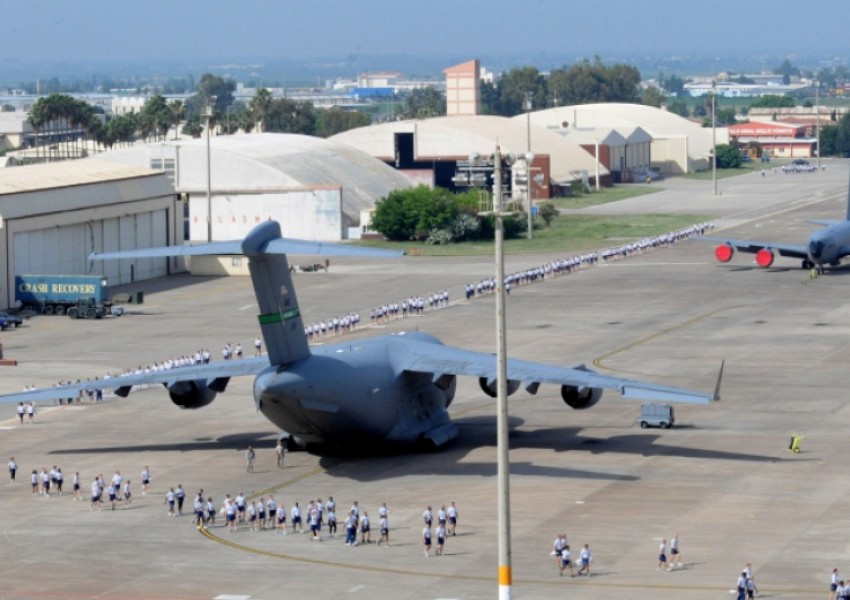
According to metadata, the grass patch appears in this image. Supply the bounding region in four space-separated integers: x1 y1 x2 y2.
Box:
551 185 661 210
680 161 764 180
356 213 713 257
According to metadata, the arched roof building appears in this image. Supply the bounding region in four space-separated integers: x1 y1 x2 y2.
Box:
525 103 729 175
101 133 412 241
331 115 611 195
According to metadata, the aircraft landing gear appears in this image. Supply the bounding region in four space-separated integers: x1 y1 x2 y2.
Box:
802 259 814 270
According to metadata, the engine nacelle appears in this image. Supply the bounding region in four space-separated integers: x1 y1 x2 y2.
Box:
479 377 520 398
714 244 734 263
167 378 228 409
755 248 775 268
561 385 602 410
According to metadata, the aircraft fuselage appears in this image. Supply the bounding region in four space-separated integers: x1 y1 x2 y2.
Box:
253 332 458 447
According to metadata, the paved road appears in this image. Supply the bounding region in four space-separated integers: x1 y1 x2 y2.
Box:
1 163 849 599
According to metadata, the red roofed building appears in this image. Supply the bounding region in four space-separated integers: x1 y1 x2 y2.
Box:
728 121 816 158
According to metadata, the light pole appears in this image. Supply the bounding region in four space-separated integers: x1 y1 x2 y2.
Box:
815 77 821 172
711 80 717 196
489 146 513 600
202 96 217 242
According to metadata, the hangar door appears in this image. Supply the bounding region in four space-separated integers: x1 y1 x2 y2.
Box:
14 210 169 286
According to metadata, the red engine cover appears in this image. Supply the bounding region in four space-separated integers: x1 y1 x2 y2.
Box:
755 248 775 268
715 244 734 263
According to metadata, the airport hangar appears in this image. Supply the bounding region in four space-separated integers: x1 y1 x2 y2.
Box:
330 114 611 197
0 133 413 307
525 102 730 176
0 159 177 310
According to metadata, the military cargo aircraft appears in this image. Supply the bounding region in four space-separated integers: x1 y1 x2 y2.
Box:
0 221 721 449
705 172 850 271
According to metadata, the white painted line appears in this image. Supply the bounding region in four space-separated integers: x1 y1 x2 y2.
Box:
214 595 250 600
239 304 255 311
347 585 364 593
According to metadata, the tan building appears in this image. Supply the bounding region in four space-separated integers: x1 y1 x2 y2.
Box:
444 60 480 117
0 159 179 309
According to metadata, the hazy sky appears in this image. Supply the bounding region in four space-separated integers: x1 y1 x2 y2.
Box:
6 0 849 64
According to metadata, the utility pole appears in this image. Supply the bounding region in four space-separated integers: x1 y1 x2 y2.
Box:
712 80 717 197
203 96 217 242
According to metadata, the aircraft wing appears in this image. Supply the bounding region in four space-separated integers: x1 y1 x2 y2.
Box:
700 236 808 259
398 339 719 404
89 238 403 260
0 357 269 405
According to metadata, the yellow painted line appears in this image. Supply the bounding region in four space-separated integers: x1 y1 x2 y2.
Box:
593 308 730 376
197 452 823 594
196 527 823 594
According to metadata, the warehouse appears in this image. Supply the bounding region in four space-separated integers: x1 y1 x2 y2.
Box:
526 103 727 175
0 159 178 309
100 133 413 243
331 115 610 196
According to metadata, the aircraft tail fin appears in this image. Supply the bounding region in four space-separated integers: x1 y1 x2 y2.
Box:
90 221 402 367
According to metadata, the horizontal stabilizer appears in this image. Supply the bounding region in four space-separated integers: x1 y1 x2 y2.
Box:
89 226 403 261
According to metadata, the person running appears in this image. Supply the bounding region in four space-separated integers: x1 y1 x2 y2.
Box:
831 569 841 600
309 505 321 541
435 523 446 556
225 497 238 532
165 488 176 517
31 470 38 495
206 497 216 528
257 497 267 530
560 545 575 577
670 533 682 568
359 510 371 544
123 480 132 507
276 501 287 535
378 513 389 547
236 492 247 523
344 511 357 546
447 501 458 536
140 466 151 495
193 494 205 527
266 496 277 530
8 457 16 481
175 484 185 516
657 538 669 572
108 480 119 510
291 502 302 534
90 477 101 510
422 524 432 557
72 472 81 501
578 544 592 577
327 504 337 538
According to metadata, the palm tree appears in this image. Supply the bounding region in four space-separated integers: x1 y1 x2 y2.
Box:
249 88 272 133
168 100 185 140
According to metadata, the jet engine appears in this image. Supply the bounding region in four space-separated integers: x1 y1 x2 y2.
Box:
714 244 734 263
561 385 602 409
479 377 520 398
167 377 229 409
755 248 775 268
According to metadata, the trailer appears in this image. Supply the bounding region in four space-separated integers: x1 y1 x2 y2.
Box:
15 274 111 316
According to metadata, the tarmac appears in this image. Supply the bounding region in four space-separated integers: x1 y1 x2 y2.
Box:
2 160 850 599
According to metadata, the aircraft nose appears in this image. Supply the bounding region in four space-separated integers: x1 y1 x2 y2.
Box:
809 240 824 259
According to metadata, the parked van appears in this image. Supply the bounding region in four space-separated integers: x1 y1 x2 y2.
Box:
639 404 674 429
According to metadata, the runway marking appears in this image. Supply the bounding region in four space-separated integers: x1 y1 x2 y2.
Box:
239 304 255 311
593 307 730 376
